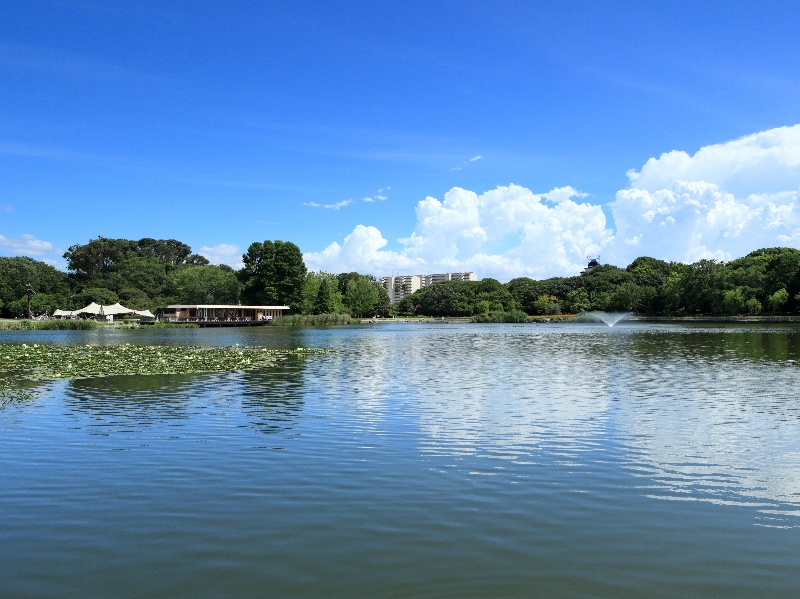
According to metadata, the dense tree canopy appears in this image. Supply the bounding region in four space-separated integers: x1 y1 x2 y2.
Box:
6 240 800 320
239 240 307 311
168 265 241 305
63 236 208 282
0 256 70 309
395 247 800 317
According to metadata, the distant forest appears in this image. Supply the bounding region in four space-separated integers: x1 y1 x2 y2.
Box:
2 236 800 319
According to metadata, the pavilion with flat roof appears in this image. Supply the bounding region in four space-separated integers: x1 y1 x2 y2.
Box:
159 304 290 326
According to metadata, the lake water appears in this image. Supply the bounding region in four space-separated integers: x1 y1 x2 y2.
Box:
1 322 799 598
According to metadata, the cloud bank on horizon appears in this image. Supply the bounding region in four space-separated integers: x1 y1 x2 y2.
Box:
305 124 800 281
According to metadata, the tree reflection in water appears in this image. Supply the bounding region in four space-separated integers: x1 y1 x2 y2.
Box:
57 355 308 439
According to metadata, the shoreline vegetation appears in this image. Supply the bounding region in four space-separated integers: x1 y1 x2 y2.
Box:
6 311 800 332
6 239 800 324
0 319 201 330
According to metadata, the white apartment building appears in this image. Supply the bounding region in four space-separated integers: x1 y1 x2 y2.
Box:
380 272 477 303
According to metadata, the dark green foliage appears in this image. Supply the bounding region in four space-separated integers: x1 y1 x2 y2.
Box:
532 295 561 315
63 236 204 282
336 272 363 295
470 309 529 323
5 293 63 318
627 256 671 286
102 256 169 299
416 281 477 316
168 265 241 304
332 273 389 317
303 272 344 314
0 257 70 317
63 237 136 281
133 238 193 265
312 278 337 314
344 277 380 317
76 287 120 307
118 287 151 310
239 240 307 311
506 276 576 314
10 240 800 320
563 288 591 314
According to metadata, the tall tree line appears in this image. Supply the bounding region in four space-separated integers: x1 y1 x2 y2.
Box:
397 247 800 317
0 236 390 319
4 240 799 318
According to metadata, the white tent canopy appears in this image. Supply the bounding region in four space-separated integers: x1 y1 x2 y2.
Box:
53 302 154 319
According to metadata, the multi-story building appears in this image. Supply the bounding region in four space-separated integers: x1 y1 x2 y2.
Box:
380 272 477 303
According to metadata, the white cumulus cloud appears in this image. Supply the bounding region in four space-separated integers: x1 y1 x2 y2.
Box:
305 185 613 280
306 124 800 281
626 124 800 196
304 225 423 274
0 233 57 256
607 124 800 266
0 233 65 268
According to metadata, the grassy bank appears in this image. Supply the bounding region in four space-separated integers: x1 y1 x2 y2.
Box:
0 319 99 330
272 313 352 326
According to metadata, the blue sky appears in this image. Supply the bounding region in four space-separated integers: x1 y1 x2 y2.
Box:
2 1 800 280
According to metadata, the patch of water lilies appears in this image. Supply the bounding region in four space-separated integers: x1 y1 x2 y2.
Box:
0 343 329 381
0 376 36 405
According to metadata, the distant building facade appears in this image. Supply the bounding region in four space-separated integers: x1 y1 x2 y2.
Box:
380 272 477 303
581 257 600 275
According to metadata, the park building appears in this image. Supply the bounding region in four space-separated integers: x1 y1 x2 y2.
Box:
380 272 477 304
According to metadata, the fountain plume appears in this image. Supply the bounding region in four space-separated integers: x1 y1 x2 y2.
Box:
585 312 632 327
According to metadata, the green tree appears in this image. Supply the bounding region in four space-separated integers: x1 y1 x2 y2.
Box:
745 297 762 314
312 278 337 314
76 287 120 307
507 276 577 313
627 256 671 287
118 287 151 310
533 295 561 315
0 256 70 316
768 288 789 313
239 240 307 311
475 278 513 310
336 272 363 295
344 277 380 317
135 238 193 265
6 293 62 318
303 271 343 314
168 265 242 304
373 280 391 317
563 288 591 314
722 288 746 315
610 282 645 312
102 256 169 299
476 300 492 314
63 237 137 281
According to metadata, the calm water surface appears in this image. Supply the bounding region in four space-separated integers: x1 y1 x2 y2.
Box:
1 322 799 598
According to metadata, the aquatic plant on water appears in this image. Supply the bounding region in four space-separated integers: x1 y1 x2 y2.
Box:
0 376 36 405
0 343 329 382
